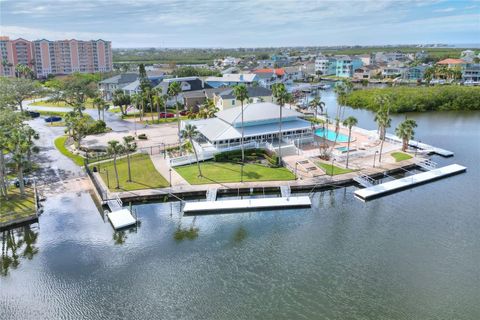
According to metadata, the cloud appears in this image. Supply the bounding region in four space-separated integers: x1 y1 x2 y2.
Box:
434 7 456 13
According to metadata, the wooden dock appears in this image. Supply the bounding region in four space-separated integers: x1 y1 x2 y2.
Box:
354 164 466 201
385 133 454 157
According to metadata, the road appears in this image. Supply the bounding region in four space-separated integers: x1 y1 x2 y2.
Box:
24 99 136 132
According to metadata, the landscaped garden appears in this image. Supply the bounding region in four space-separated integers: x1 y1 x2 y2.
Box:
93 153 169 191
391 152 413 162
316 162 355 176
54 136 85 166
0 187 36 225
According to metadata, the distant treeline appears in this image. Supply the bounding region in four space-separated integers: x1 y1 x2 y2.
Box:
344 86 480 113
171 66 221 77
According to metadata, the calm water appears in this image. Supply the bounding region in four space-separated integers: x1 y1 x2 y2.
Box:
1 95 480 319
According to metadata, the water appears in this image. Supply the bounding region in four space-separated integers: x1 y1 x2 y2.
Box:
314 128 350 142
1 94 480 319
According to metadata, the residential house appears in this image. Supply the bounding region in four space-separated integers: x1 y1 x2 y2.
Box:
357 54 372 66
253 68 285 88
436 58 467 68
212 87 273 110
314 56 336 75
204 73 258 88
283 66 305 83
403 66 427 81
461 50 476 63
462 63 480 83
353 65 382 80
335 56 363 78
155 77 212 106
99 73 139 100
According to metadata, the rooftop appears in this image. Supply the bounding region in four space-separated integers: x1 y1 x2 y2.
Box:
254 68 285 76
215 102 303 126
437 58 466 65
205 73 257 83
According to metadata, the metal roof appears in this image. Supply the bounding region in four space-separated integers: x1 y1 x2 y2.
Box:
215 102 303 126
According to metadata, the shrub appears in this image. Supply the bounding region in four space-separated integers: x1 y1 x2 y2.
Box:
86 120 107 134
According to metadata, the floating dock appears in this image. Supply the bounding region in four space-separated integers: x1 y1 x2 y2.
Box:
384 133 454 157
183 196 312 214
354 164 466 201
107 209 137 230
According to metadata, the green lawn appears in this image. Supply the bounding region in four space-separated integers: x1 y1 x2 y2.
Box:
391 152 413 162
317 162 355 176
30 98 97 108
54 136 85 166
175 161 295 185
93 153 169 191
0 187 36 224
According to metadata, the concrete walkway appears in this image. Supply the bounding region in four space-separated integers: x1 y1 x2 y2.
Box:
150 153 189 187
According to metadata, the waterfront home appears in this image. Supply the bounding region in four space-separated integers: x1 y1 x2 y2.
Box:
353 65 382 80
254 68 286 88
436 58 467 68
314 56 336 75
180 88 225 109
356 54 372 66
283 66 305 82
382 66 406 78
335 56 363 78
460 50 476 63
204 73 258 88
462 63 480 83
212 87 273 110
99 72 164 100
181 102 311 151
403 66 427 81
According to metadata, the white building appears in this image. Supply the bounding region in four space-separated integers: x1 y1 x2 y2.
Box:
182 102 312 151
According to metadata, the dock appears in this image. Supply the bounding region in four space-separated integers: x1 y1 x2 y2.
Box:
105 195 137 230
385 133 454 157
183 196 311 214
354 164 466 201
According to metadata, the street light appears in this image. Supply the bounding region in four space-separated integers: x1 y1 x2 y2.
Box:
330 158 335 176
169 168 172 187
105 169 110 188
373 151 379 168
295 162 298 180
415 140 421 157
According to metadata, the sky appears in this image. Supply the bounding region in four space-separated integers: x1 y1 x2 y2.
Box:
0 0 479 48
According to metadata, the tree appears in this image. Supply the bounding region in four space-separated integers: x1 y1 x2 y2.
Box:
396 119 417 152
308 95 325 119
168 81 182 149
0 77 42 112
342 116 358 168
64 112 89 149
8 125 37 196
152 89 164 121
92 96 106 120
112 89 131 116
272 83 292 165
107 140 124 189
198 99 218 119
138 63 151 93
51 73 98 115
233 84 249 164
122 136 137 182
0 109 22 198
181 124 202 177
374 95 392 162
15 64 33 79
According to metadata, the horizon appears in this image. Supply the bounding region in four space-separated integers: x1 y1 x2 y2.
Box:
1 0 479 48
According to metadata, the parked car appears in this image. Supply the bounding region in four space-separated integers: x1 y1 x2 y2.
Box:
159 112 175 118
13 177 34 188
28 111 41 118
179 110 188 116
44 116 62 123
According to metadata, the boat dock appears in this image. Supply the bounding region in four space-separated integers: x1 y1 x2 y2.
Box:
105 195 137 230
354 164 466 201
385 133 454 157
183 185 311 214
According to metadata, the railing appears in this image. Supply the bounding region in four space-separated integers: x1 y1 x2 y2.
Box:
353 174 376 187
417 159 437 171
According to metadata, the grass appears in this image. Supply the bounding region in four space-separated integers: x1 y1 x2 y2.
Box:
391 152 413 162
0 187 36 224
317 162 355 176
54 136 85 166
93 153 169 191
30 98 97 108
175 161 295 185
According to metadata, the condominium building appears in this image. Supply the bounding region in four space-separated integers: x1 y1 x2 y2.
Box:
315 56 363 77
0 36 112 78
33 39 112 78
0 36 35 77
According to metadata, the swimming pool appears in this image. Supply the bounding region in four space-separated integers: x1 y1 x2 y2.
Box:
314 128 352 143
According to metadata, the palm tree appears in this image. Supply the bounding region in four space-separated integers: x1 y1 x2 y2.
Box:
122 136 137 182
181 124 202 177
152 89 164 121
232 85 249 164
374 95 392 162
395 119 417 152
107 140 124 189
168 81 182 148
342 116 358 168
92 96 105 120
272 83 292 166
308 96 325 120
8 128 33 196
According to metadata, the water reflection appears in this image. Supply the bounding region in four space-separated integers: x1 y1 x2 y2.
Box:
1 224 39 277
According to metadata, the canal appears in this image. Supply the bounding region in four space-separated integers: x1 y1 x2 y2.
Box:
1 94 479 319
